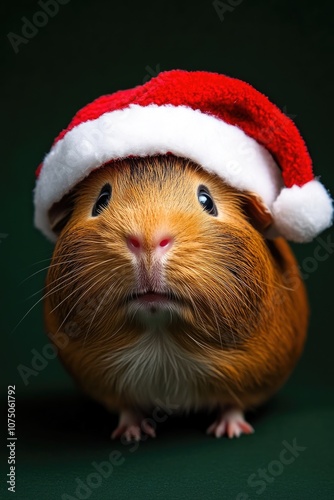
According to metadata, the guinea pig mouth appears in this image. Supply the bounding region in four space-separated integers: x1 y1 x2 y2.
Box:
126 290 178 304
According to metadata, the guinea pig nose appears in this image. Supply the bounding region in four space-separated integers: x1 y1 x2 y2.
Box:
158 237 172 249
126 234 174 256
153 234 174 257
127 236 142 253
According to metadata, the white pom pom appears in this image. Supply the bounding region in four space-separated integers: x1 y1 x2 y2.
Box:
271 180 333 242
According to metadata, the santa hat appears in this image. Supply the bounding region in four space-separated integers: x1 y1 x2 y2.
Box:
34 69 332 242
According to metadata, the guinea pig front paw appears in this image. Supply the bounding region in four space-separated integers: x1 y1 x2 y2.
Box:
111 409 156 442
206 408 254 439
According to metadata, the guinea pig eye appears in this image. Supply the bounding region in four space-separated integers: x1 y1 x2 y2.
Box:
197 186 218 216
92 184 112 216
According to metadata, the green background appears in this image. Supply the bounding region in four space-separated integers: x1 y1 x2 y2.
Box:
1 0 334 498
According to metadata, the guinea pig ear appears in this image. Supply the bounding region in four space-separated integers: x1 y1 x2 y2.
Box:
48 191 75 236
240 191 273 234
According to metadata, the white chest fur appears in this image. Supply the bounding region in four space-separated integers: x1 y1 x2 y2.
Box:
106 327 211 411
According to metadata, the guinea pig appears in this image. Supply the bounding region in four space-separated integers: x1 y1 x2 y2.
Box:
44 154 308 440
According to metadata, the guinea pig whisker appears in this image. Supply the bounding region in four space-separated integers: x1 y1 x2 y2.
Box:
226 282 258 310
184 251 276 310
184 330 208 349
26 258 115 302
183 278 222 345
203 268 256 307
82 276 132 345
181 283 212 333
54 270 112 335
53 259 127 335
229 274 266 307
27 256 53 266
20 253 105 285
224 267 293 293
178 275 245 348
231 273 265 296
20 263 60 285
84 265 130 337
252 275 297 292
81 276 119 346
49 263 114 316
27 250 99 269
12 264 100 334
26 276 75 302
11 275 81 335
209 271 259 313
27 265 92 301
21 250 103 276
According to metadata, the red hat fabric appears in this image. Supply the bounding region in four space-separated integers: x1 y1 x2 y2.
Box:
34 69 332 242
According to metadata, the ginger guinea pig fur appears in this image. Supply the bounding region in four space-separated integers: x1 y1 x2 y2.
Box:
44 155 308 440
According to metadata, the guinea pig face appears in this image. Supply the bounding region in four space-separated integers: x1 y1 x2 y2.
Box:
46 156 273 350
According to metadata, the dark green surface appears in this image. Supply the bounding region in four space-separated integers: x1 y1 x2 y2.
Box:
1 0 334 498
